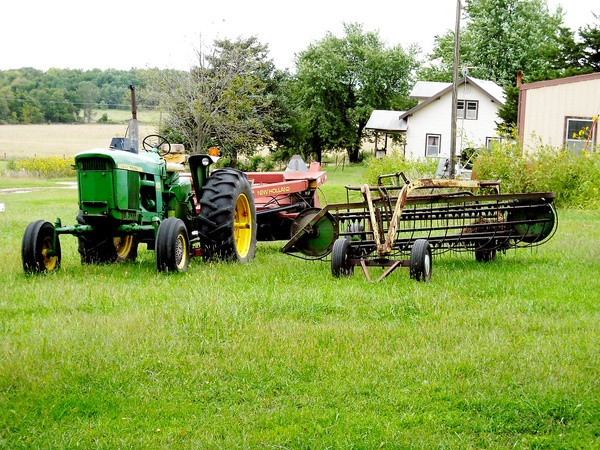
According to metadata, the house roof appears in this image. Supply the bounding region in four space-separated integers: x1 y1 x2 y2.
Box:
410 81 451 100
519 71 600 91
400 76 505 120
365 110 408 132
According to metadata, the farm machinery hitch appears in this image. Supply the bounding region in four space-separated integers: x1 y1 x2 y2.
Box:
245 156 327 241
282 172 557 282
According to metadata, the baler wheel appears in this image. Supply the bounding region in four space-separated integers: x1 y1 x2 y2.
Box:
290 208 338 257
198 168 257 262
410 239 432 282
331 238 354 277
508 202 556 243
22 220 61 273
156 218 190 272
475 242 497 262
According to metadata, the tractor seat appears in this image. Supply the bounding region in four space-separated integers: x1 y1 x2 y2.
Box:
164 144 187 172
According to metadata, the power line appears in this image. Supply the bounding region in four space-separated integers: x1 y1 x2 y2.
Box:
0 96 159 110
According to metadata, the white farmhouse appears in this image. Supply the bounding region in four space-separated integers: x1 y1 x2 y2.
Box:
366 76 505 161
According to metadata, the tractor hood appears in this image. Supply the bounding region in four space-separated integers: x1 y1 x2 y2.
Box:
75 148 166 176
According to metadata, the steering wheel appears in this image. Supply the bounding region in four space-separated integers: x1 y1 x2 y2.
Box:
142 134 171 156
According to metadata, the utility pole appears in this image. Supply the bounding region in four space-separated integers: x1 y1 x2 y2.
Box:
449 0 461 178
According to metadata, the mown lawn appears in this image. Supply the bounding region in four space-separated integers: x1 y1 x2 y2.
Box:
0 167 599 448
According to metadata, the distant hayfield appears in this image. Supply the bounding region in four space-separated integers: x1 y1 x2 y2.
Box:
0 124 158 160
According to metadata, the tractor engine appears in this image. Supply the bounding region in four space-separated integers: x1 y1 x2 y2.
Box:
76 149 191 228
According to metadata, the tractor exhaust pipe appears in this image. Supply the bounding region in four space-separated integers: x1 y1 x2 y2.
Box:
129 85 139 153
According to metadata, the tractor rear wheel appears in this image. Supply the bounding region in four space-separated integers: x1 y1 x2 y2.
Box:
79 234 138 264
198 168 257 262
78 235 117 264
113 235 138 262
76 212 137 264
410 239 432 282
156 218 190 272
22 220 61 273
331 238 354 277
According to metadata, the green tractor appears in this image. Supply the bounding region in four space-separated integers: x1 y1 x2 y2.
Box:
21 134 257 273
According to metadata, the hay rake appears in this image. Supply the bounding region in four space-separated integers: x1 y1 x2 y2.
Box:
282 172 557 282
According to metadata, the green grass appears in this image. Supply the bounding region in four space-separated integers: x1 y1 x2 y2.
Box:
1 171 600 448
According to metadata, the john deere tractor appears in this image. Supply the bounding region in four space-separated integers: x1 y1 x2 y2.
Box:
21 134 257 273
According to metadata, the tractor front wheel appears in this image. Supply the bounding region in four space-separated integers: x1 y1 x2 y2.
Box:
22 220 61 273
410 239 432 282
198 168 257 262
156 218 190 272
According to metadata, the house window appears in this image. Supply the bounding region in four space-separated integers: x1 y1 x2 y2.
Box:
486 137 503 149
457 100 479 120
425 134 441 157
565 117 596 153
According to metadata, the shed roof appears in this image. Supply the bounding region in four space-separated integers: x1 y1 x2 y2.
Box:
365 110 408 132
519 71 600 91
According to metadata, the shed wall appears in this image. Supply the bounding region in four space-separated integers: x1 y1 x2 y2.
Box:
521 78 600 152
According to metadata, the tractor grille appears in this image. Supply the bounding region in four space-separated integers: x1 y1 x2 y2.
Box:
79 158 112 171
127 170 140 209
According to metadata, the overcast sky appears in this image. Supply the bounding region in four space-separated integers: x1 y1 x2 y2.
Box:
1 0 596 72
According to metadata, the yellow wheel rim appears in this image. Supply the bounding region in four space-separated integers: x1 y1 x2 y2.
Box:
41 236 58 271
175 232 188 271
234 193 252 258
114 235 134 260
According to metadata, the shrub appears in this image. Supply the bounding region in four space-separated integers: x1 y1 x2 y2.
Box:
237 155 276 172
473 141 600 209
534 146 600 209
6 156 75 178
364 150 437 185
472 140 535 193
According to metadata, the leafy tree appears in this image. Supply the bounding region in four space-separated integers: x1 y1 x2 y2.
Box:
423 0 565 85
153 37 277 167
0 86 14 123
20 101 44 124
464 0 564 84
418 31 459 83
575 13 600 72
0 67 159 123
77 81 100 123
497 8 598 135
32 88 79 123
293 23 420 163
265 71 313 164
423 0 571 136
543 25 586 78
